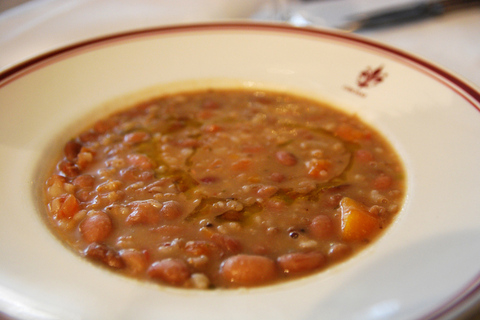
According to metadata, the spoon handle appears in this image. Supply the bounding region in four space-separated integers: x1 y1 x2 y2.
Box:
348 0 480 31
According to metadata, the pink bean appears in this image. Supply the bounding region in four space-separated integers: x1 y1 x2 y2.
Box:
277 252 326 274
220 254 277 286
275 151 297 166
79 211 112 243
147 259 190 286
309 215 334 240
160 200 183 220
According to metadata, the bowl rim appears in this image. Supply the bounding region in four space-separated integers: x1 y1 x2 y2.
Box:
1 21 479 109
1 21 480 320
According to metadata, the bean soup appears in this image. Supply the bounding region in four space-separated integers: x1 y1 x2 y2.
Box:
43 89 405 289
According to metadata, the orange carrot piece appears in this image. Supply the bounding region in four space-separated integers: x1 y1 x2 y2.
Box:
306 159 331 178
335 124 366 142
340 197 379 241
57 194 80 219
231 158 252 171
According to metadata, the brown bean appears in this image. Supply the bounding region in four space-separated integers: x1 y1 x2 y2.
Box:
76 190 92 202
199 176 218 184
124 131 150 145
257 185 279 198
277 252 326 274
220 254 277 286
309 215 333 240
76 150 94 169
126 153 155 170
120 167 154 182
64 140 82 162
275 151 297 166
160 200 183 220
58 160 80 178
119 249 148 274
126 201 161 225
94 118 117 134
147 259 190 286
269 172 285 183
254 95 274 105
79 211 112 243
84 243 124 269
46 174 67 187
328 244 351 261
184 240 219 257
73 175 95 189
326 193 343 207
210 233 242 254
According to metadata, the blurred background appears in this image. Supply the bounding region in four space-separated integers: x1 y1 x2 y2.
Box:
0 0 479 88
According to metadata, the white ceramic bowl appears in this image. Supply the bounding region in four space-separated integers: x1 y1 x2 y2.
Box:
1 22 480 320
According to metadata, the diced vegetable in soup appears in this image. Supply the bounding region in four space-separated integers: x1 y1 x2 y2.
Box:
43 89 405 289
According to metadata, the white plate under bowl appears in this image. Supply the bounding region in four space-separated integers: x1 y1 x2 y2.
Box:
0 22 479 320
